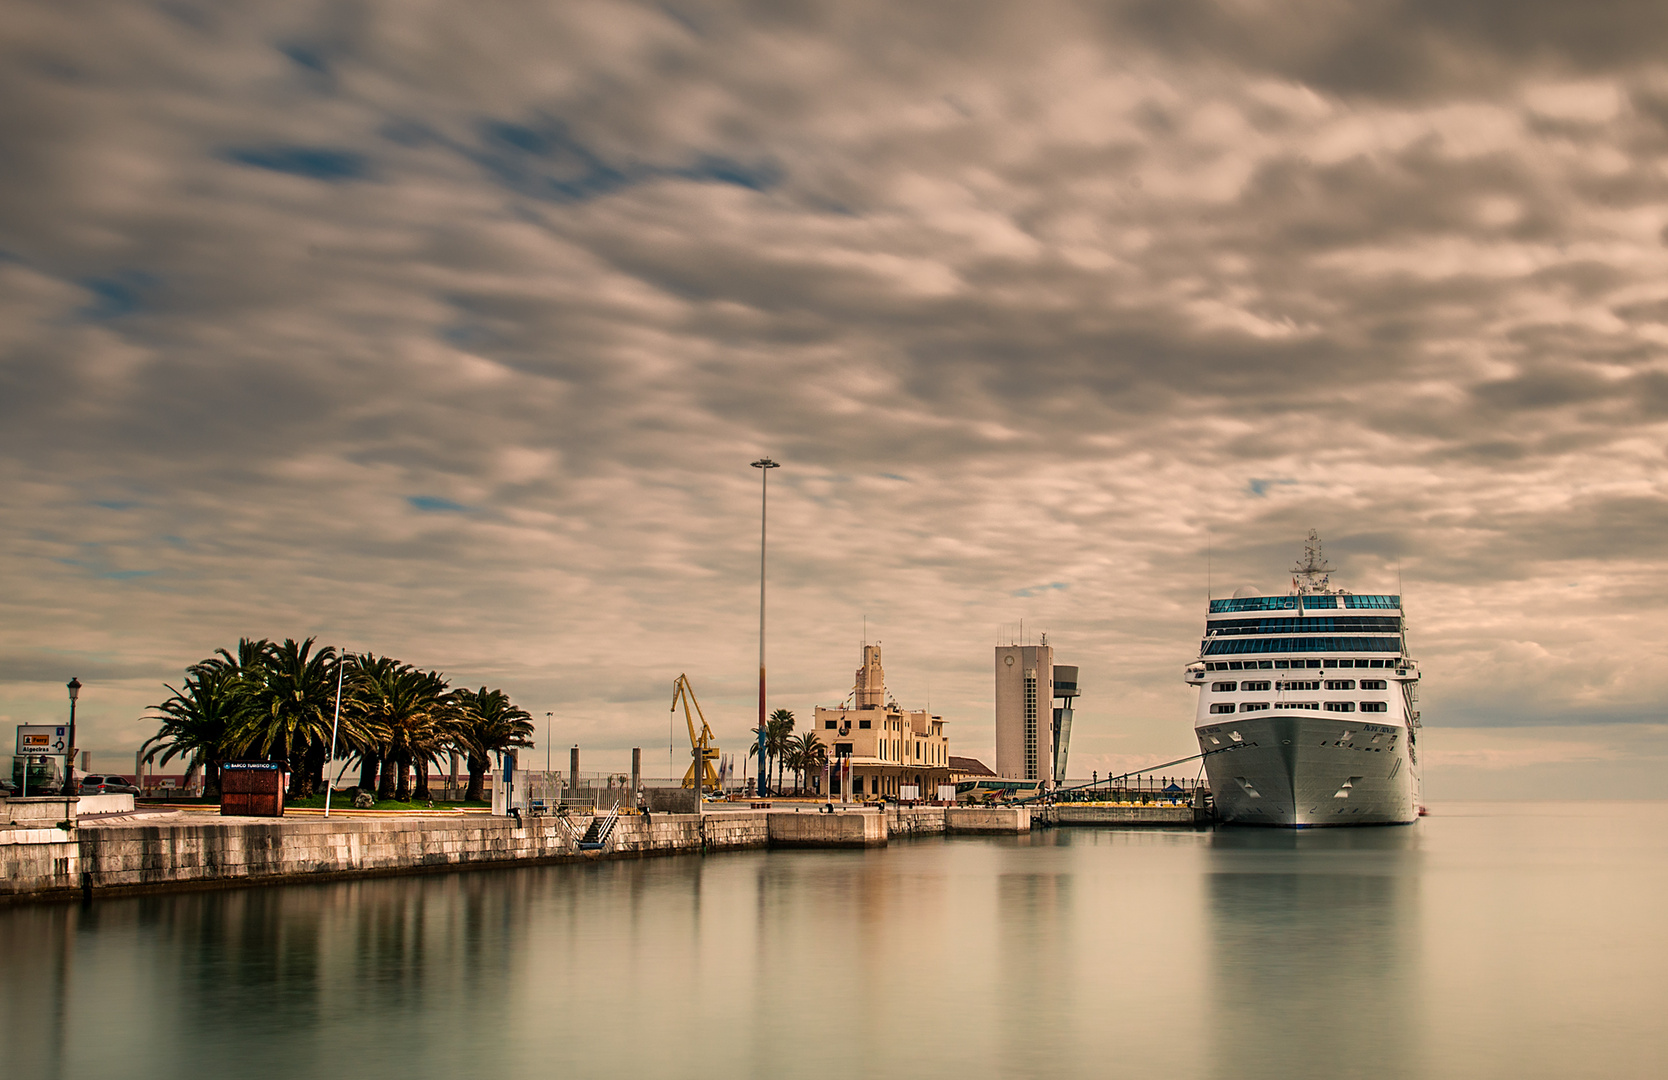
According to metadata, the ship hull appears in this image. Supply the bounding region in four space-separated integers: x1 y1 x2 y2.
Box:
1197 714 1418 827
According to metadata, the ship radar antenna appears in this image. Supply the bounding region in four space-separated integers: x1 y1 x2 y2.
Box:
1292 529 1333 591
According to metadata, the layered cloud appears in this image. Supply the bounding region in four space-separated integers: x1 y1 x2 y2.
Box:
2 2 1666 790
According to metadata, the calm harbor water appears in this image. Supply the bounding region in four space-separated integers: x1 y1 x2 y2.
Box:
3 801 1665 1079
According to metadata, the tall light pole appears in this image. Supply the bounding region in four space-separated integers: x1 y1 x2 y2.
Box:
751 457 779 798
65 678 82 797
324 659 345 818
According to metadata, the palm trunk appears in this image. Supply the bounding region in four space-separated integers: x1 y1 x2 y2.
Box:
358 753 379 792
377 756 397 800
395 754 412 802
415 757 431 801
204 758 221 800
466 755 488 802
301 742 324 798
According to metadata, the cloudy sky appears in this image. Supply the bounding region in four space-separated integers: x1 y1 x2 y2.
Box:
4 1 1667 796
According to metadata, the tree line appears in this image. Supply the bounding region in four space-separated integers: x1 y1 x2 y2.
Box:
750 708 829 794
141 637 534 802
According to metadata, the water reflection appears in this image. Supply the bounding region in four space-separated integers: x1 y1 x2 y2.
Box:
1205 826 1422 1079
4 810 1666 1080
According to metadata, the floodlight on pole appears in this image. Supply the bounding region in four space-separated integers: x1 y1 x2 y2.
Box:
751 457 779 798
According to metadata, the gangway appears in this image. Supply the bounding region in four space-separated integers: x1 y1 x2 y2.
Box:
577 802 622 851
1014 746 1239 804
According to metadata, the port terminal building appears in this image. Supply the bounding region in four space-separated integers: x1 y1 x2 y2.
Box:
811 645 951 799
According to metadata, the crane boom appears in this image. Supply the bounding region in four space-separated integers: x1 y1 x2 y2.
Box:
672 674 722 792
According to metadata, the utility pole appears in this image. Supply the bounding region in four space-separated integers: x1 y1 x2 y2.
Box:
751 457 779 798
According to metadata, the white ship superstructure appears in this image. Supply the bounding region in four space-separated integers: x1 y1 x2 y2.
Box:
1184 533 1422 826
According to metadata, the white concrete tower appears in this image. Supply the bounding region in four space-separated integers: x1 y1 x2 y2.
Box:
854 645 885 709
995 641 1054 781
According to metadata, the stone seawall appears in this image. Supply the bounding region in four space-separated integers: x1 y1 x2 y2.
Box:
886 805 950 837
1 811 768 903
945 806 1031 833
767 810 886 847
1045 804 1204 826
5 798 1190 904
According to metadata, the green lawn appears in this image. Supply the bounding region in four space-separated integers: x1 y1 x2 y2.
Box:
283 792 490 811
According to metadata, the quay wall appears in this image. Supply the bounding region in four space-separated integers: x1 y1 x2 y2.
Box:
2 797 1204 904
946 806 1031 833
1045 805 1204 827
886 805 950 837
767 810 886 848
0 812 765 903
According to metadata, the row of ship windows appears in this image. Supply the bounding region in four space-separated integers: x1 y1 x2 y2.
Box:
1214 679 1387 692
1205 636 1400 656
1205 617 1401 635
1204 659 1400 671
1208 595 1400 613
1211 702 1388 714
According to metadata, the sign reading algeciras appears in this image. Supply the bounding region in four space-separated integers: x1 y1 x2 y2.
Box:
15 725 69 756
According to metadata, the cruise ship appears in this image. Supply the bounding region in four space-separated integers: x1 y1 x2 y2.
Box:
1184 533 1422 826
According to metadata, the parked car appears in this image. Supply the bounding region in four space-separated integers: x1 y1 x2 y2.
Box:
78 774 141 796
0 776 16 796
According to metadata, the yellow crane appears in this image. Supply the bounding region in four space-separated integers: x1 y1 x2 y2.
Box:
672 674 721 792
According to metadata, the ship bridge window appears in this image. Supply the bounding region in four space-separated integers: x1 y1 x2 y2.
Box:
859 719 871 728
1361 702 1388 713
1209 596 1299 613
1302 595 1339 609
1210 704 1236 715
1239 702 1270 712
1242 680 1271 692
1325 702 1357 713
1344 595 1401 609
1360 679 1387 690
1325 680 1356 690
1212 682 1237 692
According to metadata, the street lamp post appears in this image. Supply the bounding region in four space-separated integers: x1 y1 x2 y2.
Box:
751 457 779 799
65 678 82 798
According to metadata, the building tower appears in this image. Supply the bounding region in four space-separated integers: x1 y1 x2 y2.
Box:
995 640 1053 782
854 645 885 709
1051 665 1079 785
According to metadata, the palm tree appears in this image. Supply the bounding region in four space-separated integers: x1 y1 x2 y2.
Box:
343 653 403 794
788 731 826 794
452 687 534 802
346 656 451 802
768 708 795 793
139 663 246 799
230 637 341 797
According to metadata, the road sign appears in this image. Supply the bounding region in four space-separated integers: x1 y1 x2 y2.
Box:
15 725 68 756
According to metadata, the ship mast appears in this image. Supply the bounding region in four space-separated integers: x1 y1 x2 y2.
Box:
1292 529 1332 598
